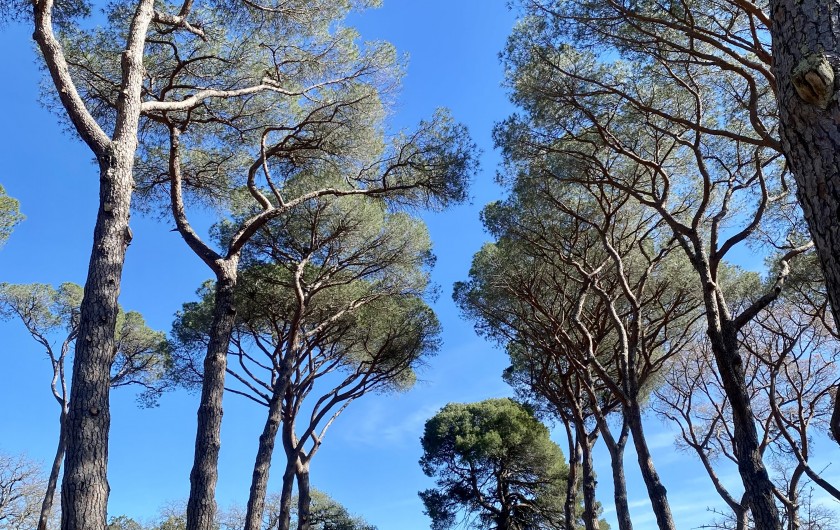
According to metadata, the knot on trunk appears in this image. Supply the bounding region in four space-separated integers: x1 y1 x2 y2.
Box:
791 53 835 109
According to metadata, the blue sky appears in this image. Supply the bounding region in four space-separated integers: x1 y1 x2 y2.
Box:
1 1 838 529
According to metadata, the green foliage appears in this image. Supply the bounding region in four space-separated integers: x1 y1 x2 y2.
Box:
112 309 173 405
419 398 569 530
106 516 144 530
0 282 171 405
0 282 81 336
0 185 23 249
50 0 477 218
170 187 439 394
297 490 377 530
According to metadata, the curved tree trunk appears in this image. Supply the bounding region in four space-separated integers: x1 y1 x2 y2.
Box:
707 321 781 530
768 0 840 448
39 409 66 530
244 388 285 530
186 266 238 530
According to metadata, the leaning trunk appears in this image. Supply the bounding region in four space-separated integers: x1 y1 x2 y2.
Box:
627 400 675 530
39 409 66 530
186 267 238 530
296 461 312 530
707 320 780 530
579 430 600 530
243 387 285 530
769 0 840 448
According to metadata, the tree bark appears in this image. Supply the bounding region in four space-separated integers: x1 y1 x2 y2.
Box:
277 394 299 530
769 0 840 447
296 461 312 530
707 320 781 530
59 153 136 530
599 416 632 530
39 409 66 530
244 388 284 530
563 421 580 530
626 401 675 530
276 458 296 530
786 464 805 530
31 0 153 525
579 429 600 530
186 265 238 530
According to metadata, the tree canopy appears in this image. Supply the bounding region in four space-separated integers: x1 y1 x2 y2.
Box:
419 398 576 530
0 185 23 249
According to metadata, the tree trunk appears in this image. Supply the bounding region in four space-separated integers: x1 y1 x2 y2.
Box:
276 458 296 530
296 462 312 530
60 153 135 530
627 400 675 530
769 0 840 447
707 321 781 530
579 429 600 530
563 421 580 530
40 409 66 530
186 266 238 530
600 417 633 530
244 388 284 530
786 464 805 530
736 506 749 530
496 510 512 530
33 0 153 524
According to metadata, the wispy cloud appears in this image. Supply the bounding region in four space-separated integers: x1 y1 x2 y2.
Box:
339 400 444 448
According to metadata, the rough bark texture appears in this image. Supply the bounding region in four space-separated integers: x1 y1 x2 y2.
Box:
563 425 580 530
601 420 632 530
243 389 284 530
186 266 238 530
39 411 66 530
708 320 780 530
59 154 136 530
31 0 153 525
296 463 312 530
579 431 600 530
627 401 675 530
769 0 840 446
277 458 296 530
